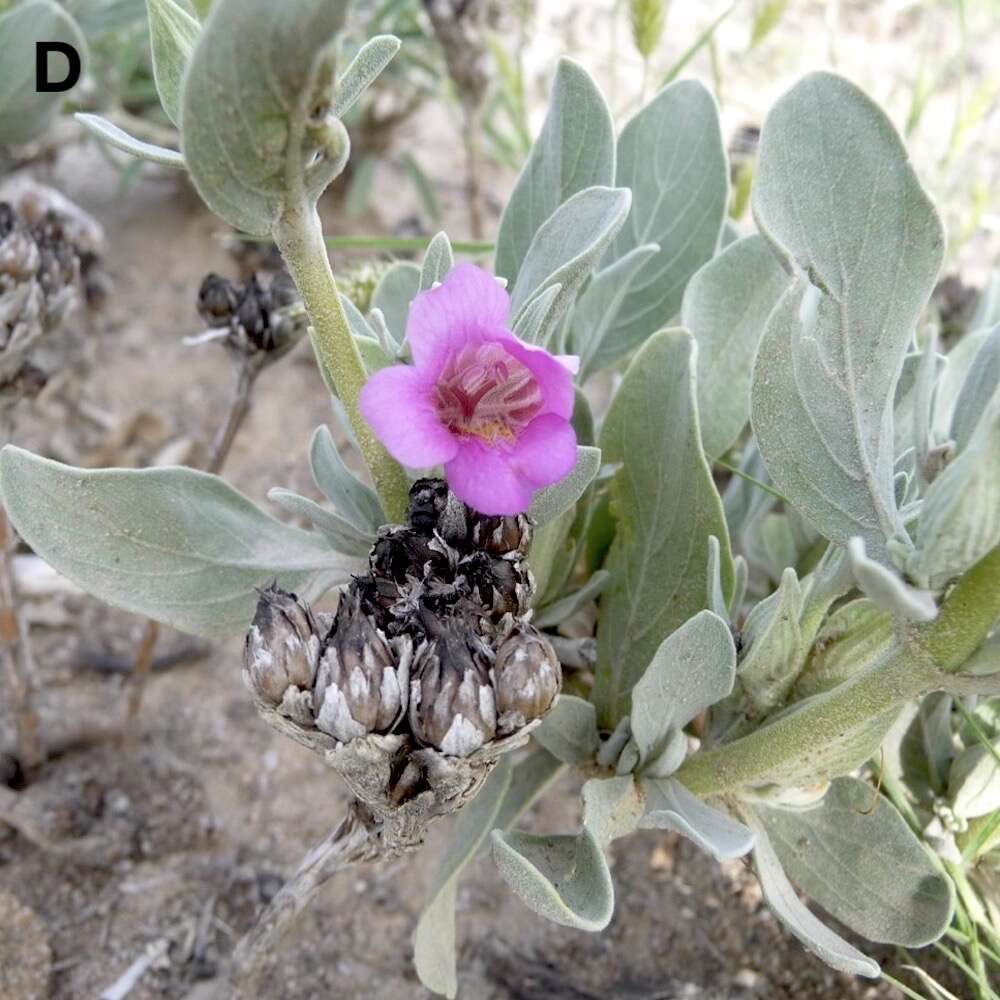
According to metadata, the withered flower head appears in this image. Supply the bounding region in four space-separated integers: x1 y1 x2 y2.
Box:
197 273 240 327
313 591 411 743
244 585 321 706
492 625 561 735
407 476 468 544
468 511 532 558
409 616 497 756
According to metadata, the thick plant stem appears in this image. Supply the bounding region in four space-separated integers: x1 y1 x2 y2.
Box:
229 802 376 992
275 206 409 523
676 545 1000 798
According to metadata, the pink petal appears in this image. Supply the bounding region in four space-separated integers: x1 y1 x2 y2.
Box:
359 364 459 468
555 354 581 374
406 263 511 369
508 414 578 488
494 334 576 420
445 442 534 515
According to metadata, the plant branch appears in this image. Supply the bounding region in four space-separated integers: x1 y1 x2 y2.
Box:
228 800 379 992
274 205 410 522
676 545 1000 798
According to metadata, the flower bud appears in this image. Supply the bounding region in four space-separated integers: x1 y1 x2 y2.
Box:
409 618 497 756
313 592 410 742
197 273 240 326
492 626 561 735
244 585 321 706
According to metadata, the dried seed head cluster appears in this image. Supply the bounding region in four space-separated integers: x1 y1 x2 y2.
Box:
245 478 560 765
0 180 104 398
196 270 305 360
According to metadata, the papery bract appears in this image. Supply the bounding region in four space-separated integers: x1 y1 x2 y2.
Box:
359 263 578 515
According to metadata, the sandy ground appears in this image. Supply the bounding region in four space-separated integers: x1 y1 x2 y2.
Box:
3 1 998 997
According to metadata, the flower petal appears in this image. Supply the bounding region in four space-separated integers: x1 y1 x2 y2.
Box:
359 364 458 468
508 414 578 488
445 442 534 515
406 263 511 369
495 335 576 420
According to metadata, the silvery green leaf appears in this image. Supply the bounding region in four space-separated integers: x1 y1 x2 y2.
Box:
639 778 753 860
491 827 614 931
491 747 566 838
630 610 736 766
528 446 601 526
912 391 1000 588
894 352 924 461
971 271 1000 332
573 244 659 380
414 758 512 1000
339 293 374 339
949 742 1000 819
511 283 561 347
739 567 804 715
331 34 400 119
533 694 599 764
965 635 1000 677
419 231 454 291
681 235 789 458
642 727 688 778
509 186 632 332
527 507 575 602
181 0 349 235
0 446 354 637
932 326 993 441
309 425 385 533
750 73 944 565
793 598 892 700
495 57 615 289
533 570 610 629
582 776 644 847
597 80 728 371
146 0 200 126
950 325 1000 453
268 488 373 557
848 537 936 622
371 261 420 345
747 816 881 978
754 777 954 947
74 113 185 168
0 1 87 145
353 336 391 374
706 535 729 621
593 331 734 726
913 330 943 487
884 691 955 801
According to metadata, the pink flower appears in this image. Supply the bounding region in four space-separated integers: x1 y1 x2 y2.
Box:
359 263 579 515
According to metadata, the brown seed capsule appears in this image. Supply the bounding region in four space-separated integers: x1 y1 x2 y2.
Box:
492 626 561 735
468 511 532 558
244 585 321 706
313 591 410 742
409 617 497 756
197 273 240 327
459 551 532 620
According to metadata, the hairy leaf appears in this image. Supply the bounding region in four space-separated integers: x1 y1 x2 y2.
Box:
950 325 1000 453
528 446 601 526
495 58 615 289
593 331 733 726
582 775 644 846
370 261 421 346
147 0 200 126
750 72 944 564
681 235 789 458
640 777 753 859
0 1 87 145
595 80 728 371
75 113 185 167
268 488 373 557
491 827 614 931
181 0 350 234
308 425 386 533
0 446 354 637
331 34 400 118
755 777 954 946
420 231 454 291
534 695 599 764
630 610 736 766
